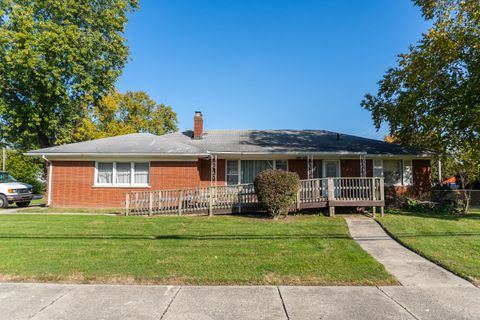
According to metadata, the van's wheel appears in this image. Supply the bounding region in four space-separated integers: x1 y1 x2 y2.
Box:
16 201 30 208
0 195 8 209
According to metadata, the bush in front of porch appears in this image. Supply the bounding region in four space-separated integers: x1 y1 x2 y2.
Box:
254 170 300 219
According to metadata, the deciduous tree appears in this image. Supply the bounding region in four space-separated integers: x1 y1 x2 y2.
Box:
361 0 480 211
0 0 139 149
72 91 178 141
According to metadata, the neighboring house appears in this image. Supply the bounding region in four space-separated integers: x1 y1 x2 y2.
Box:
27 112 433 208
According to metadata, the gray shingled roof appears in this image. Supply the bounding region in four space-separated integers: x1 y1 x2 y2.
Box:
26 133 206 155
26 130 433 157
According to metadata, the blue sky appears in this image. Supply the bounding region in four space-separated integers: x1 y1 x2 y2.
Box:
116 1 429 140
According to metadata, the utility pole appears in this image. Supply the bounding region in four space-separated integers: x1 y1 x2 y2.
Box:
2 147 5 171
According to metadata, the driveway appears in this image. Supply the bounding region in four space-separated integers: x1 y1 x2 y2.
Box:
1 283 479 320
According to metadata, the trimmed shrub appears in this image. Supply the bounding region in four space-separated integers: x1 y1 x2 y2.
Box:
254 169 300 219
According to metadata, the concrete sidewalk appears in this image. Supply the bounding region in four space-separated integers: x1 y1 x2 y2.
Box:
1 283 479 320
344 214 473 287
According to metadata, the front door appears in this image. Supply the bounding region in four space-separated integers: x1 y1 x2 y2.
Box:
323 160 340 198
324 160 340 178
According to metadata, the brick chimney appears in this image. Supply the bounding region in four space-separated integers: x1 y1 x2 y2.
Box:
193 111 203 139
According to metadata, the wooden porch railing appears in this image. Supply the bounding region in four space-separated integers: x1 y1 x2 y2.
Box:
125 177 385 217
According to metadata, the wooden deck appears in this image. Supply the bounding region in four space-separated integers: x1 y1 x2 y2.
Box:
125 177 385 217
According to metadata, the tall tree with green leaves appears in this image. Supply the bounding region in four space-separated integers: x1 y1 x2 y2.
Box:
361 0 480 204
0 0 139 150
72 91 178 141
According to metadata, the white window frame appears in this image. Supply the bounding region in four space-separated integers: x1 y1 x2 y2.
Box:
225 159 289 185
273 160 289 171
382 159 404 187
403 159 413 186
134 162 151 185
225 160 241 185
94 161 150 188
373 159 383 178
322 160 341 178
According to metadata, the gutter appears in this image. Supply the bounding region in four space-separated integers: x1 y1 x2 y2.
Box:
25 152 210 157
207 151 433 158
25 151 433 159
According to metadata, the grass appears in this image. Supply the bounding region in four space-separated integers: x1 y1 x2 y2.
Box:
5 198 122 214
377 211 480 286
16 207 124 214
6 197 45 208
0 214 396 285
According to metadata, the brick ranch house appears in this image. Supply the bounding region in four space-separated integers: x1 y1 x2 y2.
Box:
27 112 433 208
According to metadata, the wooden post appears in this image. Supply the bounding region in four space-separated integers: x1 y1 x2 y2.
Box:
379 178 385 217
329 206 335 216
238 191 242 213
296 190 301 211
178 190 183 216
380 178 385 202
149 192 153 216
125 193 130 216
208 187 213 216
327 178 335 217
371 178 376 201
372 206 376 218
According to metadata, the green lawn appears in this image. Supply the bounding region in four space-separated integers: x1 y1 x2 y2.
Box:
0 214 396 285
378 211 480 286
6 198 123 214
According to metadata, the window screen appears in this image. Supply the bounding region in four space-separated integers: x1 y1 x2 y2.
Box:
241 160 273 184
134 163 149 184
275 160 288 171
373 160 383 177
115 162 131 184
97 163 113 184
383 160 402 185
226 160 239 185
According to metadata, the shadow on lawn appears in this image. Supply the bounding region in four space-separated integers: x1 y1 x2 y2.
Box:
0 233 350 241
383 231 480 238
386 210 480 221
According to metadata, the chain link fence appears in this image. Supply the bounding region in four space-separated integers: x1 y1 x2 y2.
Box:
431 190 480 212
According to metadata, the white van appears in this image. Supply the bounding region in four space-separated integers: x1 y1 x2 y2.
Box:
0 171 34 208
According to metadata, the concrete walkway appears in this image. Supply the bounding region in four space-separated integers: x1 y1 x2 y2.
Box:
344 214 473 287
1 283 479 320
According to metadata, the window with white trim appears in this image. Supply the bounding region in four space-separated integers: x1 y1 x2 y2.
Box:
134 163 150 185
403 160 413 186
226 160 239 185
373 160 383 177
226 160 287 185
274 160 288 171
95 162 150 186
383 160 402 186
116 162 131 185
241 160 273 184
97 162 113 184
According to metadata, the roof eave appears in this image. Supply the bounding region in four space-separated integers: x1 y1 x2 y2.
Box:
208 151 434 158
24 152 209 157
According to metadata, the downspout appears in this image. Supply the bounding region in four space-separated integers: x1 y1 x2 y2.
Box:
43 155 52 206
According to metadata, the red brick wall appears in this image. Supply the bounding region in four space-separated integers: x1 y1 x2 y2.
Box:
412 159 432 194
340 160 373 177
48 158 432 208
49 160 204 208
199 158 226 186
288 159 308 179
